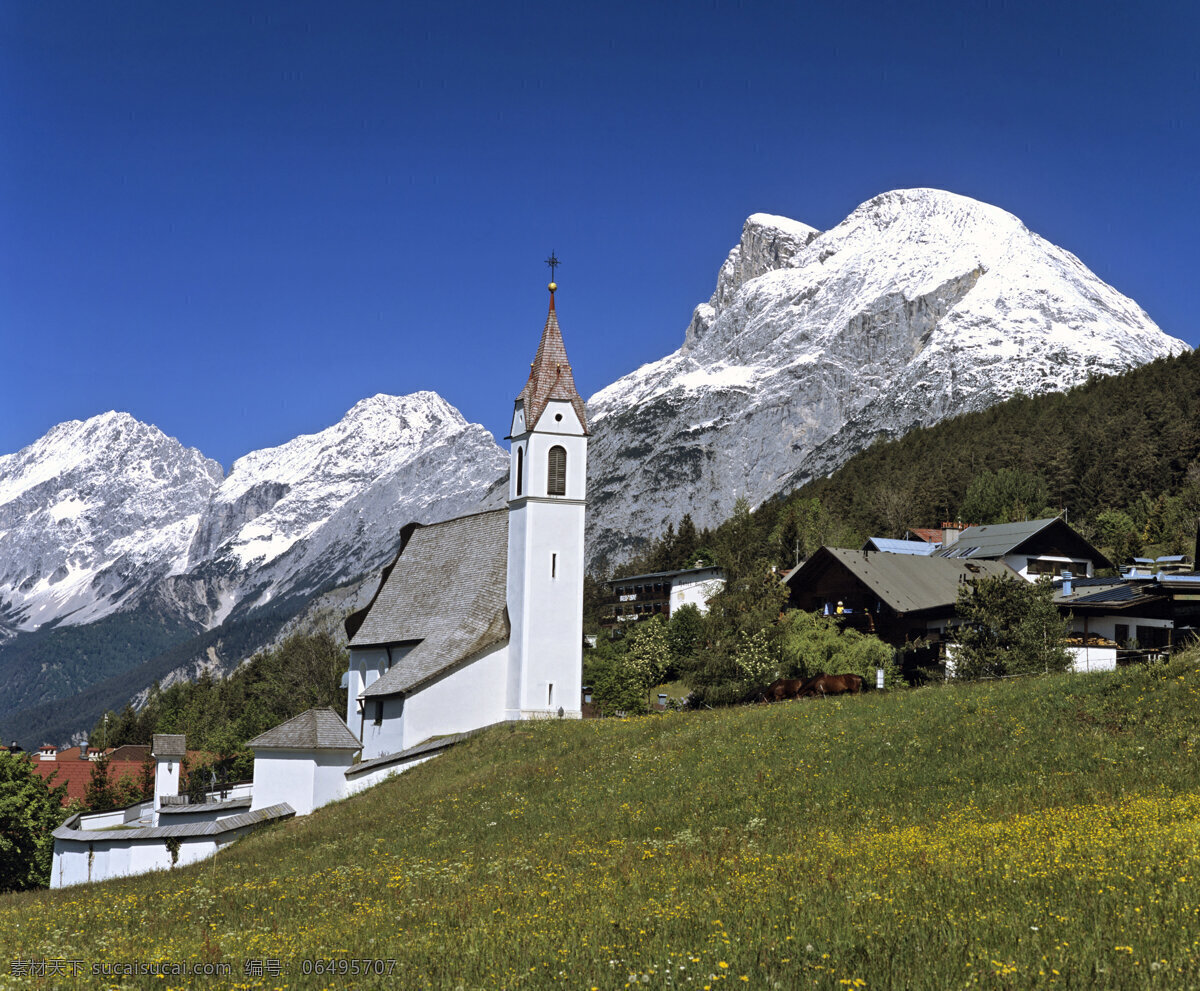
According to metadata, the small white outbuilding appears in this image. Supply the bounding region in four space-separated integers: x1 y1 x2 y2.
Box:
247 708 363 816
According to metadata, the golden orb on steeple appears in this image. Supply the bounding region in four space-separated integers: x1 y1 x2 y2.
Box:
548 281 557 293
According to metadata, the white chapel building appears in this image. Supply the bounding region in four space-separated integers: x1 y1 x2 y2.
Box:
50 283 589 886
343 280 588 766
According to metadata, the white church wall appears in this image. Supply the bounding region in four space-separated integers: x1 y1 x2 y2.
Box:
1068 645 1118 673
343 752 437 797
511 499 584 718
360 694 407 762
312 751 356 811
404 642 509 750
154 757 181 811
346 648 388 728
251 752 316 815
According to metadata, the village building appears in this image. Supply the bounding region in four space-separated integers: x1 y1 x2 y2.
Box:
30 743 158 806
784 547 1015 676
932 516 1111 579
601 565 725 629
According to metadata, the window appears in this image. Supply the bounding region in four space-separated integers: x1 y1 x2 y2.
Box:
373 700 383 726
516 447 523 496
551 553 557 578
1115 624 1129 646
547 445 566 495
548 683 554 706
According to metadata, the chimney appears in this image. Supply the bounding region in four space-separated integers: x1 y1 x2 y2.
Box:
78 741 89 760
941 521 964 547
39 744 57 761
1062 571 1073 597
151 734 187 819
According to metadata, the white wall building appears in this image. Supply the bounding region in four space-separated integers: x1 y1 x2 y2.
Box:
50 284 593 886
344 282 588 760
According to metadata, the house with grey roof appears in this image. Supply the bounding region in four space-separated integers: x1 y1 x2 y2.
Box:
785 546 1016 653
248 708 364 815
934 517 1111 579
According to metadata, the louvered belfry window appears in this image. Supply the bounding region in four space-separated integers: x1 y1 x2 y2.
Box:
547 445 567 496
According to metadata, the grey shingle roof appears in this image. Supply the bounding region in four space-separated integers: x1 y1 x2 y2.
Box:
53 803 295 841
245 709 362 751
793 547 1016 614
934 517 1111 569
351 509 511 698
151 734 187 759
344 728 484 779
935 518 1061 559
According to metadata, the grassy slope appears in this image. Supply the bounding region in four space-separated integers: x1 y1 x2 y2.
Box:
2 656 1199 990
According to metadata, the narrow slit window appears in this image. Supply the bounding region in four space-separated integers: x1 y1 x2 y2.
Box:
548 683 554 706
547 445 566 495
516 446 523 496
373 700 383 726
551 553 557 578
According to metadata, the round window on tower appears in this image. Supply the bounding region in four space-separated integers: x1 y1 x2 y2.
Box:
555 413 563 422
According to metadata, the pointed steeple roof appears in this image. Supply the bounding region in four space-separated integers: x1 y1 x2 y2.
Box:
516 288 589 433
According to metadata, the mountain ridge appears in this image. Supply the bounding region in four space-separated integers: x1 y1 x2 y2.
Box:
1 187 1190 741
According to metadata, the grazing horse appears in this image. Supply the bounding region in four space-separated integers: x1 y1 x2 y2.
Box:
799 673 864 697
761 678 807 702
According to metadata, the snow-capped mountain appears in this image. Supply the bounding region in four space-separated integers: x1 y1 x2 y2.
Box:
0 393 507 639
584 189 1190 567
0 413 224 636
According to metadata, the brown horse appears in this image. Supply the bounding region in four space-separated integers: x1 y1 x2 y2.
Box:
799 673 864 697
761 678 807 702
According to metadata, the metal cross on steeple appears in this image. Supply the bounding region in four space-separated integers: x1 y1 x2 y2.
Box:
545 251 560 282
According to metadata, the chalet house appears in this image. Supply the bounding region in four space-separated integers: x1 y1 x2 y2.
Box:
602 566 725 628
784 546 1015 675
933 517 1111 579
1054 570 1200 671
30 744 156 806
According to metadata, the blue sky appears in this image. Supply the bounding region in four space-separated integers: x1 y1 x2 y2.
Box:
3 0 1197 470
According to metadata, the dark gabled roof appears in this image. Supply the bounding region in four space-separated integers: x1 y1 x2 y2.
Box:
788 546 1016 614
1052 578 1168 611
350 509 511 698
245 709 361 751
935 517 1112 570
515 295 589 433
607 565 724 585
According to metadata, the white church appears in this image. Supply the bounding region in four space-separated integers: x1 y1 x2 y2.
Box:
51 283 589 887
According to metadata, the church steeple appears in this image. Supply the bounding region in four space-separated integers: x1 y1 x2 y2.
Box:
514 282 589 435
504 270 587 721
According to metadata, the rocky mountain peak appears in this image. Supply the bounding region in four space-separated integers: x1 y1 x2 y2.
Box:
685 212 821 349
585 188 1189 569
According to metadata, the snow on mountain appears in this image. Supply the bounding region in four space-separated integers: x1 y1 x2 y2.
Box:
2 187 1190 638
0 395 507 637
584 189 1190 568
0 413 223 636
179 391 508 623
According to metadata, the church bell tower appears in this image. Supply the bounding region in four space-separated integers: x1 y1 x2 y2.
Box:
505 272 587 719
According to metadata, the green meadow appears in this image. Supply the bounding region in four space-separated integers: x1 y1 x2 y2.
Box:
2 652 1199 990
